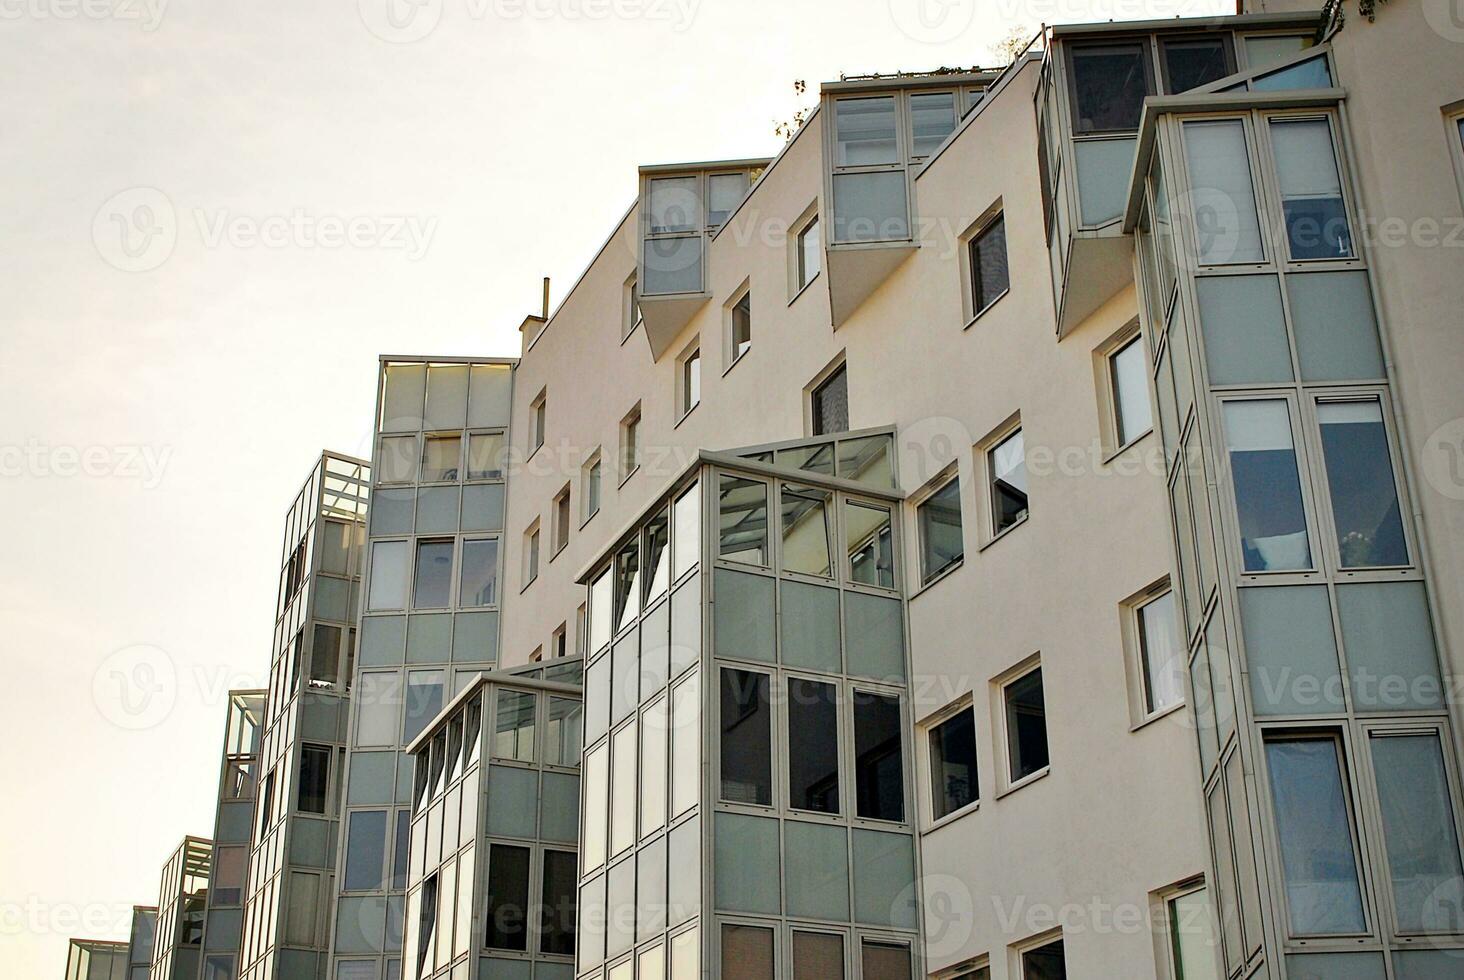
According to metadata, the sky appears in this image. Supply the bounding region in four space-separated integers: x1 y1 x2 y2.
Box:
0 0 1228 973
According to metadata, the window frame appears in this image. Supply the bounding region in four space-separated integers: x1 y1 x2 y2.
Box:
581 449 603 527
1097 322 1154 456
1448 105 1464 208
1157 32 1237 95
1122 579 1185 728
678 340 703 420
907 87 959 162
962 207 1010 323
1012 930 1066 980
1175 111 1273 268
622 271 643 343
826 92 914 246
521 522 541 590
529 389 547 456
791 205 822 300
781 669 846 820
919 694 980 829
1256 110 1359 266
978 415 1029 545
994 657 1050 797
808 357 850 437
787 924 850 980
724 283 752 370
850 682 910 827
1065 36 1155 136
913 469 964 587
716 664 777 812
619 404 642 485
551 483 572 558
419 431 463 485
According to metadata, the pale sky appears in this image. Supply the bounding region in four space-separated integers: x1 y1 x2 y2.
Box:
0 0 1226 973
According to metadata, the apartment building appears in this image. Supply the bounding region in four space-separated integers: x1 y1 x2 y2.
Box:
127 907 158 980
151 837 213 980
199 690 266 980
66 939 130 980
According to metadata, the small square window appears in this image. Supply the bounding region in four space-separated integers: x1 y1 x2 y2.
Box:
421 434 461 483
523 524 541 586
969 214 1009 317
917 476 964 584
582 451 602 522
1108 333 1153 447
1003 665 1049 784
928 701 978 820
552 485 572 555
797 216 821 289
378 435 418 484
987 425 1028 535
811 363 849 436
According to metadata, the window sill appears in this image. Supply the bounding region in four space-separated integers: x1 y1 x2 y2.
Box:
787 272 820 307
978 514 1029 553
674 403 699 429
910 559 965 601
579 509 599 530
963 288 1010 330
618 465 640 489
620 321 641 347
721 349 749 378
1101 426 1154 466
519 575 537 595
923 799 980 834
549 542 568 563
1130 700 1185 733
995 766 1050 800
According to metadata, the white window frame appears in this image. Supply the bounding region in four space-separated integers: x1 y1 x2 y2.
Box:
677 339 702 420
1095 320 1154 458
992 654 1050 797
521 522 540 590
1121 578 1185 729
551 483 572 558
723 280 752 371
619 404 642 485
917 692 980 830
622 271 642 342
581 448 602 526
788 201 822 302
977 413 1028 546
529 388 547 455
912 466 964 588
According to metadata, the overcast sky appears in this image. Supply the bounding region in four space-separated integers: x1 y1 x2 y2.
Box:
0 0 1225 972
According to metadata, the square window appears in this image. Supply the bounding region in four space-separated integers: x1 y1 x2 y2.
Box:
792 931 843 979
1109 334 1152 447
928 701 978 819
797 216 821 289
420 434 461 483
811 363 848 436
861 939 912 980
917 476 964 584
1004 666 1049 784
987 426 1028 535
969 214 1009 316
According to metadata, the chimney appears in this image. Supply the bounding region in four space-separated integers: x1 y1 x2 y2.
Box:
518 277 550 356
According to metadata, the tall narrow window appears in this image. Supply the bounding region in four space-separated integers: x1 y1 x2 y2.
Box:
1004 667 1049 782
530 393 547 454
681 347 701 416
1110 334 1153 446
458 537 498 607
1223 399 1311 571
297 744 330 814
640 695 668 837
484 844 530 951
707 172 747 227
910 91 957 157
610 720 639 856
718 475 768 566
846 499 895 589
584 453 602 522
540 850 577 955
582 744 608 872
644 508 671 603
722 925 774 980
1316 399 1407 568
929 704 978 819
1167 887 1219 980
613 539 641 633
917 477 964 583
1369 732 1464 934
624 275 642 340
672 480 701 580
1270 117 1352 260
719 668 771 805
811 364 849 436
1264 735 1366 935
553 487 571 555
670 672 700 817
797 216 821 289
1182 119 1265 264
621 408 641 478
523 526 541 585
854 690 904 821
989 427 1029 534
969 214 1009 316
1070 42 1150 132
343 810 387 891
413 539 454 608
368 540 409 611
730 292 751 361
787 677 839 813
1137 590 1184 714
780 484 833 578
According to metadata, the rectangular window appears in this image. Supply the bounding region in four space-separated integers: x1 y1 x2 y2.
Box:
1222 399 1312 572
1110 334 1153 446
846 499 895 589
1316 399 1407 568
583 452 602 522
811 364 849 436
681 347 702 416
1004 667 1050 783
523 525 540 585
718 475 769 566
720 668 772 805
792 931 843 980
458 537 498 607
1270 117 1352 260
788 677 839 813
929 703 978 819
917 476 964 584
310 624 342 687
1264 734 1366 935
412 539 454 608
344 809 387 891
1167 886 1219 980
552 486 571 555
644 507 671 603
910 91 956 157
404 670 444 744
484 844 530 951
378 434 417 484
1070 41 1150 132
969 214 1009 316
1021 938 1066 979
298 744 330 814
835 95 898 165
671 671 700 817
649 176 699 234
545 695 581 766
730 292 751 361
367 540 409 610
640 694 668 837
854 689 905 821
492 689 536 762
672 480 701 580
421 434 461 482
1182 119 1265 264
551 623 567 660
391 809 410 889
621 408 641 478
1369 732 1464 934
530 393 546 454
540 850 577 955
625 275 643 339
613 538 641 633
780 484 833 578
582 743 608 872
707 172 747 227
1137 590 1184 714
988 427 1029 534
610 719 639 856
1160 36 1234 93
1244 33 1311 71
861 940 912 980
466 432 504 480
797 216 821 289
722 924 774 980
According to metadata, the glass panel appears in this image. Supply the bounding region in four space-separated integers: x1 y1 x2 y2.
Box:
720 668 771 805
1195 274 1293 385
298 745 330 814
484 844 529 951
1271 118 1352 260
421 435 460 483
670 926 699 980
344 810 387 890
1339 582 1442 712
491 689 535 762
835 95 898 165
781 484 833 578
641 695 668 837
1223 400 1311 571
707 172 747 226
545 696 581 766
683 349 702 411
798 216 821 286
714 812 781 913
779 442 834 475
1245 34 1311 71
793 931 843 980
1266 736 1366 935
1242 585 1345 716
457 538 497 608
832 171 909 243
465 432 504 480
540 850 577 955
467 363 511 428
590 567 613 655
610 720 638 857
1370 734 1464 934
812 365 849 435
836 435 893 487
1252 54 1332 92
412 539 453 608
378 435 418 484
1075 137 1138 226
1183 119 1265 263
854 690 904 821
1022 940 1066 979
1071 42 1148 132
381 362 426 431
1111 335 1152 445
918 478 964 583
718 475 768 566
639 944 666 980
671 671 700 816
643 236 703 295
1139 591 1184 713
368 541 409 610
785 821 850 920
423 364 467 430
1169 887 1222 980
971 214 1010 311
788 677 840 813
721 925 774 980
1287 271 1384 381
731 293 751 359
846 500 895 589
404 670 443 743
642 510 672 607
910 91 956 157
1005 668 1049 781
672 480 701 580
1163 36 1232 93
930 705 978 818
861 940 912 980
613 540 641 634
1317 400 1406 567
582 743 607 872
990 429 1028 533
648 176 699 234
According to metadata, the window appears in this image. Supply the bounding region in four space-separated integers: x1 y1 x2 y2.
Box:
672 480 701 579
1004 666 1049 783
835 95 898 165
722 924 774 980
811 363 849 436
1166 885 1220 980
910 91 956 157
729 291 751 362
583 452 602 522
613 538 641 633
530 391 547 454
846 499 895 589
1316 399 1407 568
720 668 772 805
298 744 330 814
540 850 577 955
551 623 567 660
1020 938 1066 979
391 809 410 888
1070 41 1151 132
861 940 912 980
412 538 454 608
343 810 387 891
1270 117 1352 260
403 670 444 744
788 677 839 813
582 744 608 871
523 525 540 586
310 624 343 688
680 346 701 416
458 537 498 607
644 507 671 602
610 719 638 855
492 689 535 762
1135 589 1183 715
1160 35 1234 93
624 274 643 340
1222 399 1311 572
792 931 843 980
718 475 768 566
484 844 530 951
707 172 747 227
1263 734 1366 935
780 483 833 578
378 434 418 484
1243 33 1312 71
854 689 904 821
988 427 1029 535
466 432 504 480
553 485 571 555
620 407 641 479
917 476 963 583
545 696 580 766
1182 119 1264 264
367 540 409 610
640 695 668 837
1109 334 1153 446
1369 732 1464 934
797 216 821 289
968 214 1009 316
421 434 461 482
928 702 978 819
670 672 700 818
416 874 438 976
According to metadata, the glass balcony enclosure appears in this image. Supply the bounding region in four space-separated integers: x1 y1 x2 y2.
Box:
637 160 767 361
151 837 214 980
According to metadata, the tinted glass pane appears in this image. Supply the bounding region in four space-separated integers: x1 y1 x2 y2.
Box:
1163 37 1231 92
854 690 904 821
610 720 638 856
1195 274 1293 386
590 568 612 655
1244 34 1310 71
1071 42 1148 132
781 484 833 578
990 429 1028 533
412 540 453 608
648 177 698 234
484 844 530 951
1140 592 1184 713
788 678 839 813
613 540 641 634
835 96 898 165
832 170 908 243
720 669 771 805
910 91 956 156
707 172 746 226
298 745 330 814
466 432 504 480
421 435 460 482
458 538 497 608
846 500 895 588
1223 400 1311 571
1075 137 1138 226
1317 400 1406 567
1111 336 1153 445
344 810 387 891
368 541 408 610
643 235 702 295
919 478 964 582
930 706 978 818
1005 669 1049 781
1265 737 1366 935
862 941 912 980
722 925 774 980
793 932 844 980
645 508 671 602
1252 54 1331 91
404 671 444 743
391 809 410 889
540 850 577 954
1183 120 1265 263
492 690 535 762
1369 734 1464 934
1271 118 1352 260
1023 940 1067 979
812 365 849 435
718 476 768 566
971 216 1010 312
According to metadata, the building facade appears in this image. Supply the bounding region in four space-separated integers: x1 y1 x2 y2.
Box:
200 690 267 980
151 837 213 980
127 907 158 980
66 939 130 980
